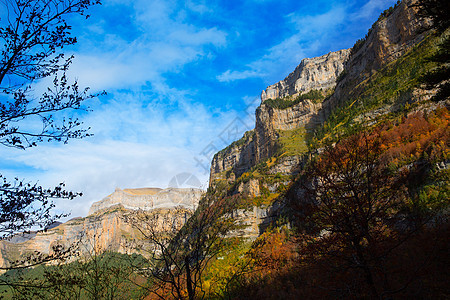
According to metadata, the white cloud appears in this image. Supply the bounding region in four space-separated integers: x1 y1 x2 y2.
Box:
217 69 264 82
215 0 397 85
185 0 213 15
0 87 247 219
9 140 196 218
64 0 227 93
287 5 346 36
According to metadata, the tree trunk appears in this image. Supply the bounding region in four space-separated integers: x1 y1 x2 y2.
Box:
355 244 379 298
185 255 194 300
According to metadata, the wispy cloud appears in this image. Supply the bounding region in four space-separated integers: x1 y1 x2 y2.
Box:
287 5 347 37
1 0 400 221
216 0 397 85
1 91 244 218
14 0 235 219
353 0 396 20
217 70 264 82
216 5 347 84
67 0 226 92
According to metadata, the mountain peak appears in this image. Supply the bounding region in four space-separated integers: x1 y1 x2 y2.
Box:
260 49 350 102
88 187 203 216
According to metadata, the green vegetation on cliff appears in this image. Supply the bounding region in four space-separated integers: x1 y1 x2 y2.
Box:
350 0 402 56
199 10 449 299
3 2 449 299
277 126 308 157
312 31 442 145
216 130 255 157
264 89 326 109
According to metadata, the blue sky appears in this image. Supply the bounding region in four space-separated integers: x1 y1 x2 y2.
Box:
0 0 398 219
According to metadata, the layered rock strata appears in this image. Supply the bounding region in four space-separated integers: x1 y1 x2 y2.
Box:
209 0 431 239
88 187 203 215
210 0 429 185
330 0 431 106
0 187 203 269
211 49 342 182
261 49 350 102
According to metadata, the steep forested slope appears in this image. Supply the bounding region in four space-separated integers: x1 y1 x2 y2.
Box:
200 0 449 298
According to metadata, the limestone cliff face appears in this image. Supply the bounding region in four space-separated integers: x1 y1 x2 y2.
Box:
210 130 255 181
331 0 431 105
211 53 335 182
254 99 322 162
261 49 350 102
0 211 130 268
209 0 431 239
211 48 350 182
88 187 202 215
210 0 429 185
0 187 203 268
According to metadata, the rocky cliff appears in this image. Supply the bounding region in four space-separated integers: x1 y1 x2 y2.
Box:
254 98 322 162
2 0 436 272
0 187 203 269
209 0 434 238
88 187 202 215
211 56 342 184
211 0 430 185
210 49 344 182
330 0 432 107
261 49 350 102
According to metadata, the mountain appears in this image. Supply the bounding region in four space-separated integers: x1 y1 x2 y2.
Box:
260 49 350 102
212 0 432 182
88 187 201 215
208 0 445 237
211 49 349 182
0 187 203 269
199 0 449 297
2 0 448 298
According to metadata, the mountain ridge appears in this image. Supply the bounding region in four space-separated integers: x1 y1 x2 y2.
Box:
208 0 445 240
0 187 204 269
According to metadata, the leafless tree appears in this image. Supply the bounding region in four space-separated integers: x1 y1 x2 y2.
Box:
0 0 102 242
124 195 240 300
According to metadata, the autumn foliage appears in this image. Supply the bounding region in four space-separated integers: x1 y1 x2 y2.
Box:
225 108 449 299
379 108 449 165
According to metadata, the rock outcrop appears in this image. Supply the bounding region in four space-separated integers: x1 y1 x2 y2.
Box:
0 187 203 269
210 130 256 181
88 187 203 215
211 49 339 182
209 0 432 239
330 0 431 106
261 49 350 102
210 0 429 185
254 99 322 163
